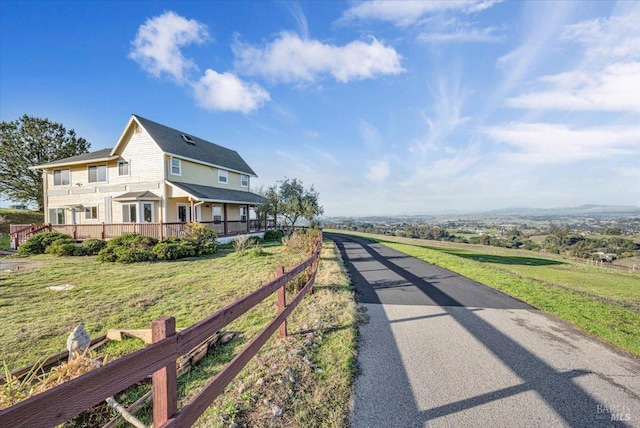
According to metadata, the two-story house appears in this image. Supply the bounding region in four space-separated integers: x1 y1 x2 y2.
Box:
29 114 269 240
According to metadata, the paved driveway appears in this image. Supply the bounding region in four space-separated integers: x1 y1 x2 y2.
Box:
327 233 640 428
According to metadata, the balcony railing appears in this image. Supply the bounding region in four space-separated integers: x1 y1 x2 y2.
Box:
9 220 277 248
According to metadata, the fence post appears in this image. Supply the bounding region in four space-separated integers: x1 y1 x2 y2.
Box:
276 266 287 338
152 316 177 427
306 251 315 295
101 223 105 240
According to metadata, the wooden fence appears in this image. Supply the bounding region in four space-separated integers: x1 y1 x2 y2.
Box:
0 232 322 428
9 219 277 248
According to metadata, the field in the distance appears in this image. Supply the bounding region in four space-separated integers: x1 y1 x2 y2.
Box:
327 230 640 357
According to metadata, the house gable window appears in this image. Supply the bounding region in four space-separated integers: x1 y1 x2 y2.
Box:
53 169 70 186
88 165 107 183
241 175 249 187
122 203 137 223
171 158 181 176
218 169 228 184
84 206 98 220
49 208 65 224
118 160 130 176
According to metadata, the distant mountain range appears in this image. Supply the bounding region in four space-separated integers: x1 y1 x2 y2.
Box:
484 204 640 216
324 204 640 220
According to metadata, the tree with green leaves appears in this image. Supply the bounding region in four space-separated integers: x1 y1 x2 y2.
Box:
0 115 90 211
267 178 323 233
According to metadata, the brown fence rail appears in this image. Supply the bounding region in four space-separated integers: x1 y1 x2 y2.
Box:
0 232 322 428
9 220 277 248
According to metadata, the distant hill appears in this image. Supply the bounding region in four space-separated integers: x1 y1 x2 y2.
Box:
485 204 640 216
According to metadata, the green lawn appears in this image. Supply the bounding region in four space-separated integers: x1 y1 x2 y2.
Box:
433 248 640 307
327 230 640 357
1 239 356 427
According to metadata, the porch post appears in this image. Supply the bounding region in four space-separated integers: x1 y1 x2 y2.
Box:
246 204 250 233
190 199 194 223
223 203 228 236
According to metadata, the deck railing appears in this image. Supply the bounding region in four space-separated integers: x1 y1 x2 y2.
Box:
0 232 322 427
9 220 277 248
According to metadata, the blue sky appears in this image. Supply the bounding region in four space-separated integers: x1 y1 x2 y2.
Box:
1 0 638 216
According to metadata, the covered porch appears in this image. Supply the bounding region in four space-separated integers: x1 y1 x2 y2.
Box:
10 183 274 248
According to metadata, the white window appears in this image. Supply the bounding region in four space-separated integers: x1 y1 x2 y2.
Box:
171 158 181 176
118 160 130 176
122 203 137 223
142 203 153 223
241 175 249 187
53 169 70 186
88 165 107 183
218 169 228 184
240 206 247 222
212 205 222 222
84 206 98 220
48 208 65 224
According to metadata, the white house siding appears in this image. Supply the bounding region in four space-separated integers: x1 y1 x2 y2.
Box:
166 157 248 192
118 125 165 184
43 125 165 224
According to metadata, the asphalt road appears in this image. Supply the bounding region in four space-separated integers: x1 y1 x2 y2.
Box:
327 233 640 428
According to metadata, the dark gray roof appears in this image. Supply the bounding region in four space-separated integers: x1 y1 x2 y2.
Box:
134 115 257 176
169 182 266 205
32 148 114 168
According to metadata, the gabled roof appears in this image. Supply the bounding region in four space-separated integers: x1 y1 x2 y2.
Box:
30 148 116 169
113 191 161 201
131 115 257 177
168 182 266 205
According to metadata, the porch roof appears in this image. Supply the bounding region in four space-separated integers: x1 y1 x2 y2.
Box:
167 182 266 205
113 191 161 201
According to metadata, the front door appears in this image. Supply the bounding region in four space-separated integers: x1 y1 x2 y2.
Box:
177 204 190 222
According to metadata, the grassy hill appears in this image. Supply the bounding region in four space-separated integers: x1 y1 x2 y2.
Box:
0 208 44 250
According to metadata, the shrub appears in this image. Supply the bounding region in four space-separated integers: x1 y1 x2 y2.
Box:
232 234 251 254
97 233 158 263
153 240 197 260
199 241 218 255
81 239 106 255
282 228 321 255
263 230 284 241
112 247 155 264
184 222 217 255
46 239 78 256
18 232 72 255
247 246 264 257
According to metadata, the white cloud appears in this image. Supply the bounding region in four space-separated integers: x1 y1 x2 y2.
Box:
561 11 640 60
483 123 640 165
341 0 501 27
193 70 270 113
131 11 269 113
365 159 390 182
233 32 403 83
285 0 309 39
507 62 640 113
418 26 501 43
129 11 209 83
